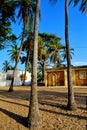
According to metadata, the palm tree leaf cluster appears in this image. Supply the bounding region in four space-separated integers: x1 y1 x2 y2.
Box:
38 32 68 82
2 60 13 72
0 0 17 49
69 0 87 13
7 43 20 63
16 0 36 26
0 0 16 22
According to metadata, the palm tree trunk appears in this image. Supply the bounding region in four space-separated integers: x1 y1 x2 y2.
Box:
27 0 42 129
65 0 77 110
42 59 46 84
22 51 30 86
8 26 25 92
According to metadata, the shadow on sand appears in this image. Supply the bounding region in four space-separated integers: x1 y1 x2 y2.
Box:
0 108 28 127
0 98 87 124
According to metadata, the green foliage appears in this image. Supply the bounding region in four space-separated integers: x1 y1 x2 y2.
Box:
0 20 17 49
7 43 20 63
2 60 12 72
37 72 42 82
16 0 36 26
0 1 17 49
39 33 61 42
60 47 74 62
0 0 16 22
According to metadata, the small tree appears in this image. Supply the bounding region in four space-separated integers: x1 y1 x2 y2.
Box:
2 60 12 72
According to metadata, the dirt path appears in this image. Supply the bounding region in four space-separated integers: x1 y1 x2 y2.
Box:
0 86 87 130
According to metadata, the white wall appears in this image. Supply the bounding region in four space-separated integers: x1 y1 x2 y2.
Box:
0 70 31 86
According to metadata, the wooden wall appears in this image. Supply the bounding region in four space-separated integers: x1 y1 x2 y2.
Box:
47 71 64 86
46 68 87 86
75 70 87 86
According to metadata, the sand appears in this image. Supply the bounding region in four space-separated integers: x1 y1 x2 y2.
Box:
0 86 87 130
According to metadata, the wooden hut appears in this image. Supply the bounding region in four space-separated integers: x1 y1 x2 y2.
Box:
45 66 87 87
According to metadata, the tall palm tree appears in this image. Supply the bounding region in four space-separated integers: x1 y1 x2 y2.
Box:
2 60 11 72
8 0 36 91
50 0 77 110
65 0 77 110
8 1 25 91
27 0 42 129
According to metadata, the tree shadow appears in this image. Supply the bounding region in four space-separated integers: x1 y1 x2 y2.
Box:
75 93 87 105
0 98 29 107
40 108 87 121
0 108 28 127
0 87 87 111
38 90 68 99
0 98 87 125
0 98 67 111
0 100 87 124
0 89 30 100
39 100 67 110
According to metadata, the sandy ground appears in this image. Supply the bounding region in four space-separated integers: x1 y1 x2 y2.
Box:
0 86 87 130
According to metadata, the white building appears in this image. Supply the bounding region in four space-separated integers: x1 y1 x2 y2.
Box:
0 70 31 86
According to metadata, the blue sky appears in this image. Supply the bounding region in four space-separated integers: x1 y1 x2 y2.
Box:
0 0 87 71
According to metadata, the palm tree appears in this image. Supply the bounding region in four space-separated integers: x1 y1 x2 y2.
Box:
47 39 63 67
8 0 36 91
38 37 48 82
27 0 42 129
2 60 11 72
7 43 20 91
38 33 62 81
65 0 77 110
8 0 27 91
7 44 19 63
50 0 77 110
